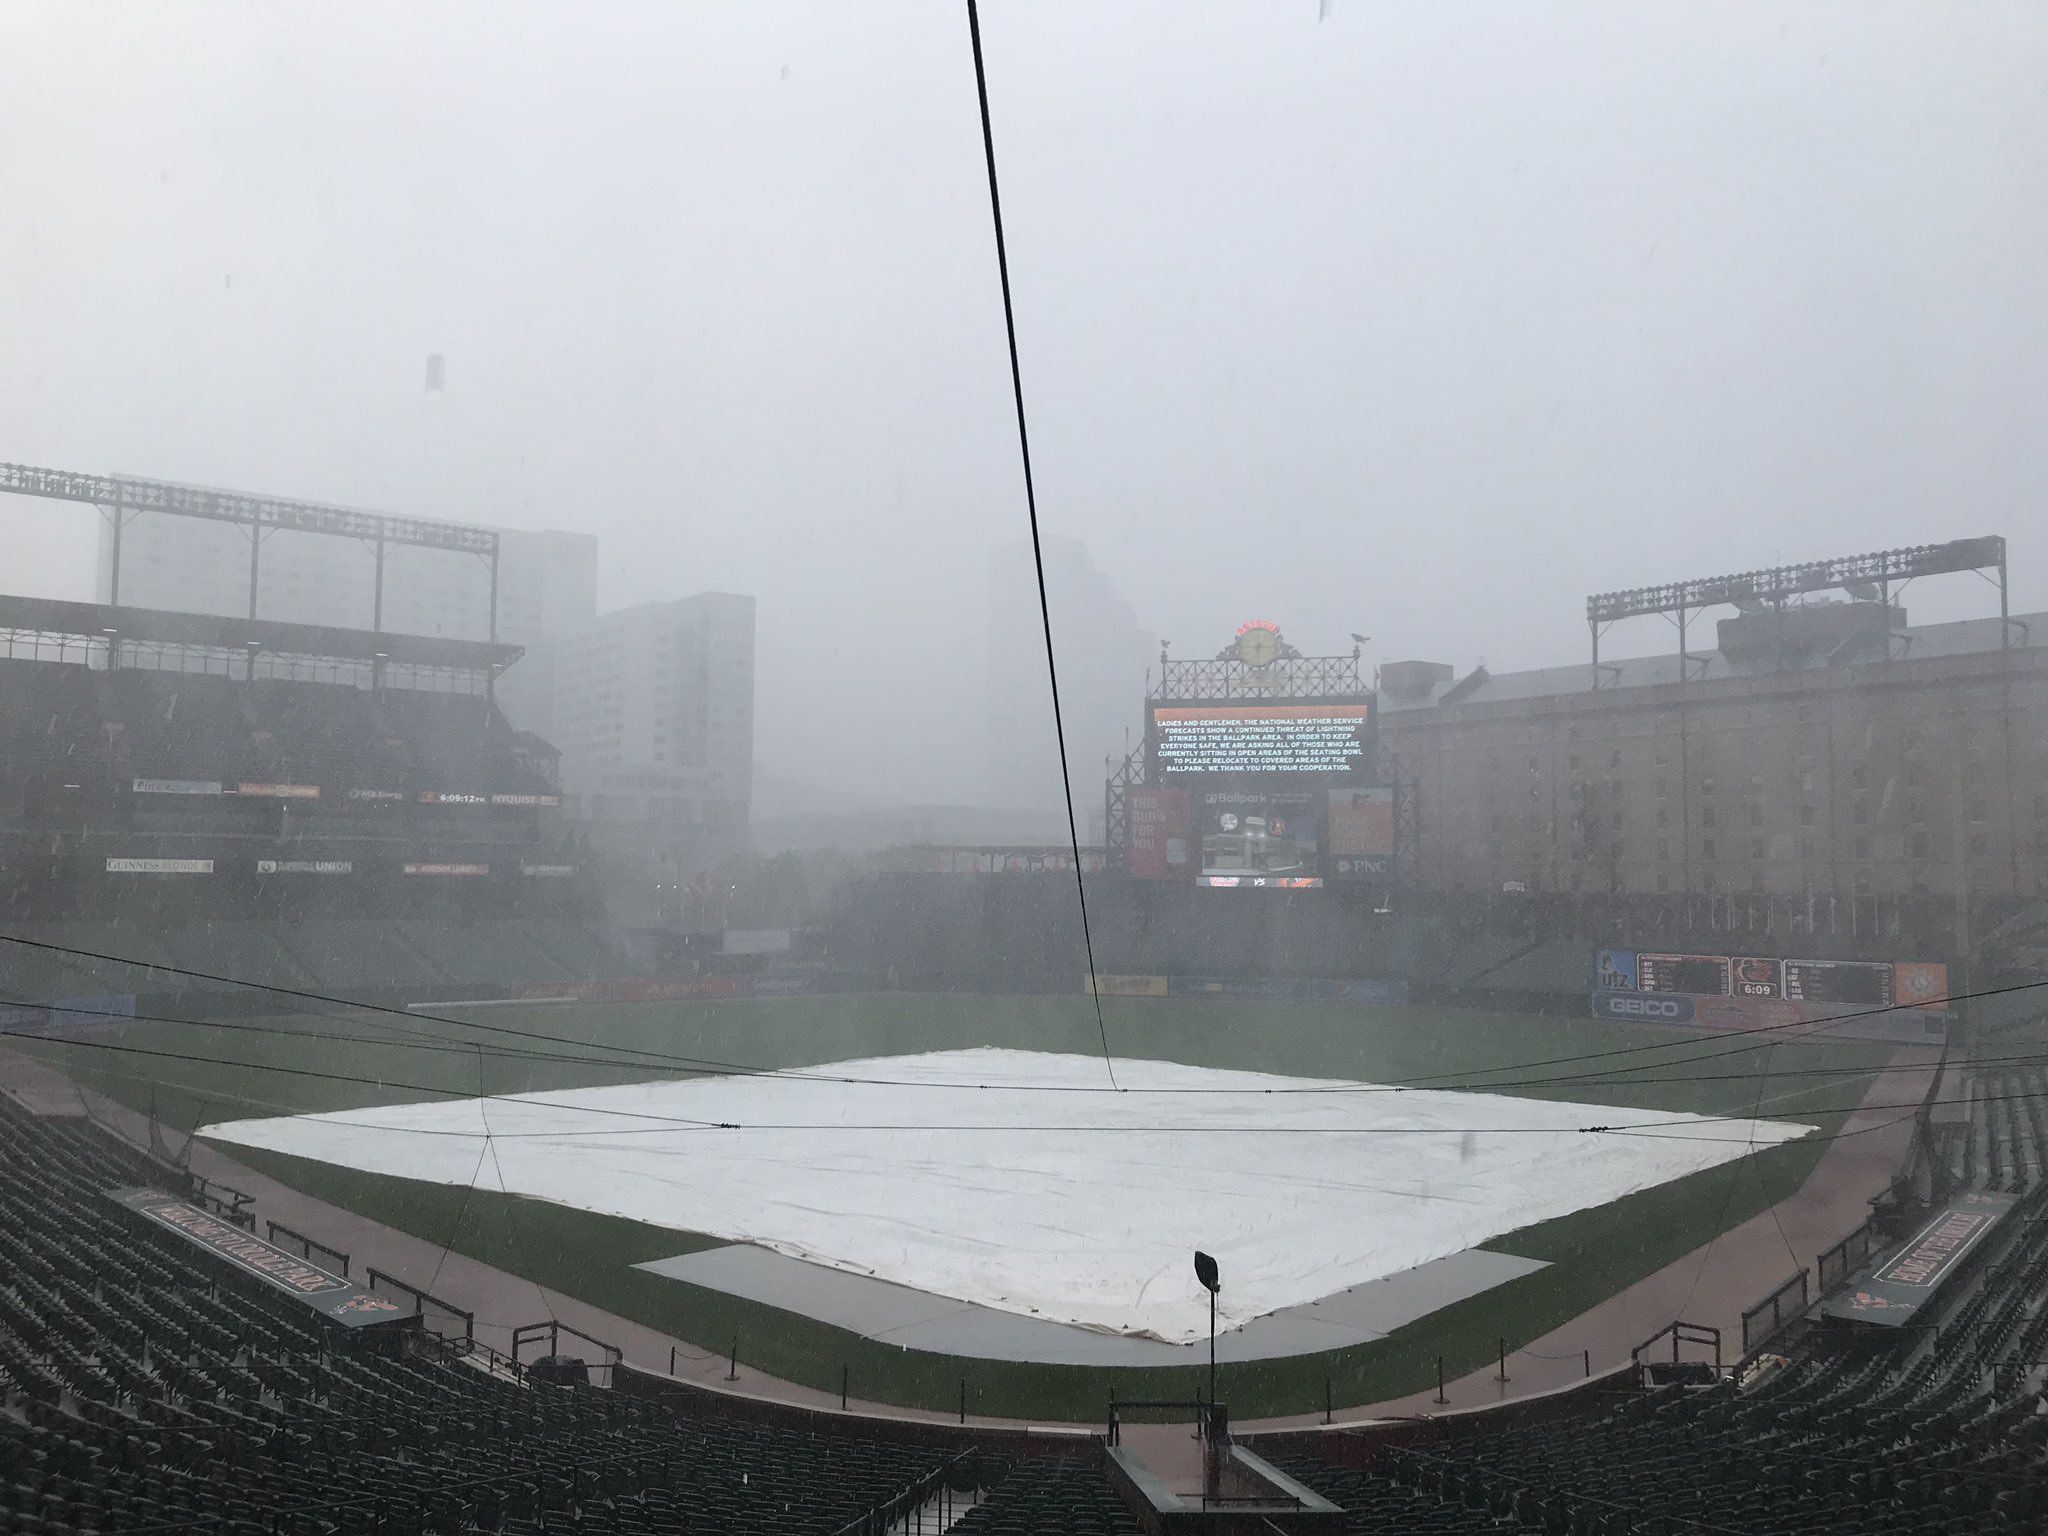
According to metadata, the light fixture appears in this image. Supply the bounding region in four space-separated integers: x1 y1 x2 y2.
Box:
1194 1250 1221 1440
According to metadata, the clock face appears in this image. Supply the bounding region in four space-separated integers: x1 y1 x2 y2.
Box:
1238 628 1280 667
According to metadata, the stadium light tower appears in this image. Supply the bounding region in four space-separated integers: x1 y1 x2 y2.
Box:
1193 1249 1220 1439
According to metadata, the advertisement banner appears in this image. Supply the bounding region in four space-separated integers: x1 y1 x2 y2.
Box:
1335 979 1410 1005
511 976 743 1004
106 858 214 874
1085 975 1170 997
107 1188 408 1328
746 976 821 998
403 862 489 876
256 860 353 875
519 863 577 877
1595 950 1640 991
1127 788 1191 881
1590 990 1696 1024
1172 976 1310 998
492 793 562 807
1327 787 1393 856
132 778 223 796
1819 1191 2017 1326
1892 962 1951 1010
236 783 319 799
347 788 405 803
48 995 135 1033
3 995 136 1037
1693 995 1764 1030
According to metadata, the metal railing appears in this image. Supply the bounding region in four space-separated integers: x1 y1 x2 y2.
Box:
266 1220 349 1278
436 1333 526 1382
1153 651 1366 701
1740 1270 1810 1357
511 1319 621 1378
1818 1218 1878 1293
1630 1320 1722 1379
191 1175 256 1230
829 1449 980 1536
365 1268 474 1342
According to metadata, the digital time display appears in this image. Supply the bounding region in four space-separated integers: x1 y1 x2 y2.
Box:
1729 957 1784 998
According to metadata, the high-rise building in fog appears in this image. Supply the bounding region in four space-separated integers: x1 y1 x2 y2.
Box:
983 537 1155 829
540 594 756 902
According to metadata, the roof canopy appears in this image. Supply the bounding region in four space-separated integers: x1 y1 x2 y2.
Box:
0 595 523 673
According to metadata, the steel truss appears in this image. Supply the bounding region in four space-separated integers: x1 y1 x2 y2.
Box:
1585 536 2009 679
0 461 503 642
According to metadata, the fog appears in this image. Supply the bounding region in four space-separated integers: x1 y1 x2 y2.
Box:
3 1 2043 810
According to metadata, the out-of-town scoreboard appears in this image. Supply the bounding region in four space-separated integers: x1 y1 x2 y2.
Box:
1626 953 1931 1008
1593 949 1951 1041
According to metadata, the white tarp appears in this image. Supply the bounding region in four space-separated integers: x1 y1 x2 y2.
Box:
201 1048 1810 1344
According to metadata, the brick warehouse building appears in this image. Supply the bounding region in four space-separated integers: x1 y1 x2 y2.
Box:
1381 602 2048 904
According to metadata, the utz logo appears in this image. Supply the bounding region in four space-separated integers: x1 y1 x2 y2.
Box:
1846 1290 1893 1312
337 1295 402 1316
1595 951 1639 990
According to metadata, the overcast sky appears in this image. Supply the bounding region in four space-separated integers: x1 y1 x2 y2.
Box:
3 2 2043 805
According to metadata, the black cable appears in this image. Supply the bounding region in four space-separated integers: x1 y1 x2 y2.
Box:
0 929 801 1082
10 927 2043 1097
15 982 2048 1112
225 1084 2048 1138
2 1028 736 1133
22 1021 2045 1149
1390 983 1988 1091
962 0 1118 1090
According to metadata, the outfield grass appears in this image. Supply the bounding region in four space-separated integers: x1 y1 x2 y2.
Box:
28 993 1895 1420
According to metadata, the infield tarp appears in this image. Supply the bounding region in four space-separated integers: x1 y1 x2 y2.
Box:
201 1049 1810 1345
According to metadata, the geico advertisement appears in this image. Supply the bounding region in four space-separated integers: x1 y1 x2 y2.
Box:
1590 991 1695 1023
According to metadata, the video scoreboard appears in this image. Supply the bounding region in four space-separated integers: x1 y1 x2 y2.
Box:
1142 647 1381 889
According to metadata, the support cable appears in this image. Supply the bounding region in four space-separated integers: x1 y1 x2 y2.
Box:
963 0 1118 1087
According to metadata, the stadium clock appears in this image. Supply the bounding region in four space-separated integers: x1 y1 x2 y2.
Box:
1237 625 1281 668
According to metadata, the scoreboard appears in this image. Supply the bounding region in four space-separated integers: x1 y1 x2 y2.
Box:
1637 954 1784 997
1783 959 1894 1008
1601 950 1945 1011
1636 954 1730 997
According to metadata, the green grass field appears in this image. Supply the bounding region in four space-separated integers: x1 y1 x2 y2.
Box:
25 993 1896 1420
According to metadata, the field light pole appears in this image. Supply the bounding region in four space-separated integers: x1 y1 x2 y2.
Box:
1194 1250 1220 1443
